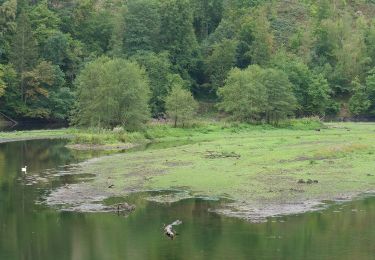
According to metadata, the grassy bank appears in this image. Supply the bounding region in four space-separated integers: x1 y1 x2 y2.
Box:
0 118 323 147
46 122 375 221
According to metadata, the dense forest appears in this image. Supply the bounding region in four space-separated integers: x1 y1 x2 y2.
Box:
1 0 375 128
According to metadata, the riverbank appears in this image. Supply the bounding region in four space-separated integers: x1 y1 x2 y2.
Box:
44 122 375 222
0 118 323 148
0 128 145 149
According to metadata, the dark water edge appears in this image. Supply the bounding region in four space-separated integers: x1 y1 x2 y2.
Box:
0 139 374 260
0 121 68 132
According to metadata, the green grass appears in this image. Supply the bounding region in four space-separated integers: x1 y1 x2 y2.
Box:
61 122 375 214
0 117 324 146
0 128 146 146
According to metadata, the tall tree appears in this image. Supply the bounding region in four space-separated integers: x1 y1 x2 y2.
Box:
109 4 126 57
0 65 6 97
43 31 69 67
159 0 199 81
28 0 61 48
236 8 274 68
191 0 224 41
218 65 296 124
0 0 17 62
205 39 237 92
9 11 38 103
124 0 160 55
306 73 331 117
131 51 179 117
262 68 297 125
364 69 375 116
271 51 330 116
165 84 198 127
73 57 150 130
218 65 267 122
349 78 370 116
22 61 67 119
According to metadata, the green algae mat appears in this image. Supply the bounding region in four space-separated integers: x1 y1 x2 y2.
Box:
46 122 375 220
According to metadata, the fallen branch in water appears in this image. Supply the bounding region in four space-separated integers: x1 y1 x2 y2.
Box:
163 220 182 240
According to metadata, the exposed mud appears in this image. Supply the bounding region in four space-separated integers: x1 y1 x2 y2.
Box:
41 152 375 221
46 183 114 209
212 200 326 222
44 173 374 222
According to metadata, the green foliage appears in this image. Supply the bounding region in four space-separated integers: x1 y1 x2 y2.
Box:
131 51 177 117
69 128 145 145
9 11 38 74
191 0 224 41
2 0 375 122
205 39 237 92
159 0 199 80
236 8 274 67
313 12 369 96
0 64 17 111
271 51 330 116
165 84 198 127
218 65 296 125
218 65 267 122
262 68 297 125
0 65 6 97
306 73 330 116
28 0 61 47
283 117 324 130
124 0 161 55
349 79 370 116
364 69 375 115
42 31 69 66
0 0 16 62
22 61 69 119
73 57 150 130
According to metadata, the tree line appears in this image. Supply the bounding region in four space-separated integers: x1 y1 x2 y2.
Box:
1 0 375 128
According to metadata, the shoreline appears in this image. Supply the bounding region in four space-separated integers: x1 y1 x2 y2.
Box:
0 135 73 144
40 122 375 222
45 172 375 222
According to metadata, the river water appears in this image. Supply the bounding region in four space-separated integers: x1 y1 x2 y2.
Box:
0 139 374 260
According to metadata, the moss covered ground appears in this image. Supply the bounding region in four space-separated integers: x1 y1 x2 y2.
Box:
45 122 375 220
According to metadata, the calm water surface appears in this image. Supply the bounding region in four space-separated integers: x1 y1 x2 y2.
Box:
0 139 374 260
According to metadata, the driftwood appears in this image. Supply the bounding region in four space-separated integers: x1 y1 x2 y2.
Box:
163 220 182 240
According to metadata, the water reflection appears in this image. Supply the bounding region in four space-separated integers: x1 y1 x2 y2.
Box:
0 140 374 260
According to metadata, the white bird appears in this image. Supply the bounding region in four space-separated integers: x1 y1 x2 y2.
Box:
21 166 27 174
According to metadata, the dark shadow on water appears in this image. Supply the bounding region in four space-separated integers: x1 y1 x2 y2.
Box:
0 121 68 132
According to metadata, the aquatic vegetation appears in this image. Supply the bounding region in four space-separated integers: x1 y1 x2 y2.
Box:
47 122 375 220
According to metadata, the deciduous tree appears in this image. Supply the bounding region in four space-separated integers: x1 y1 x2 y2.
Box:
73 57 150 130
165 84 198 127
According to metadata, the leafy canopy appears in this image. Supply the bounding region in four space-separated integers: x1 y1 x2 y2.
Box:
73 57 150 130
